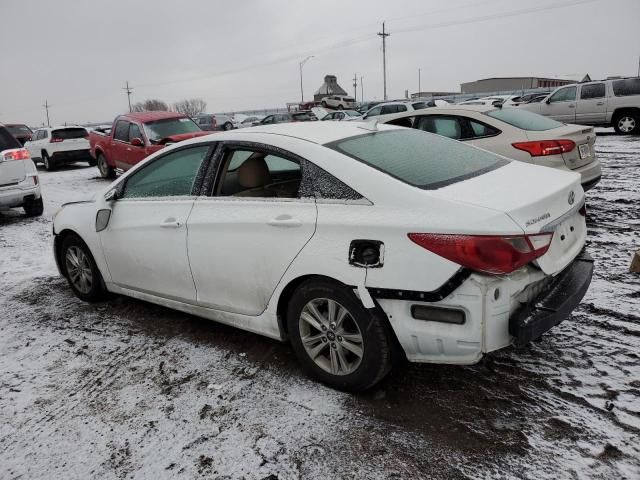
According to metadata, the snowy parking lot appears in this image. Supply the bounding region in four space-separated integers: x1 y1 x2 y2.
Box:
1 134 639 479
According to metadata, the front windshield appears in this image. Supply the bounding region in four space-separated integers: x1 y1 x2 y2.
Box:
143 117 201 143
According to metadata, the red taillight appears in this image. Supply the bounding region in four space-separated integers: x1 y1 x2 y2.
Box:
50 137 63 143
407 232 554 274
2 149 31 161
512 140 575 157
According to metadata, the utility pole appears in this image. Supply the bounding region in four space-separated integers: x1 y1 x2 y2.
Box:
418 68 421 97
353 73 358 100
360 76 364 103
377 22 390 100
299 56 314 104
123 81 133 112
43 100 51 127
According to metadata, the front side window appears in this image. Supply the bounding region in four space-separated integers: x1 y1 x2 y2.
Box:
327 129 507 190
122 145 210 199
114 121 130 142
485 108 563 131
549 86 577 103
129 123 142 142
366 106 382 117
580 83 605 99
143 117 201 144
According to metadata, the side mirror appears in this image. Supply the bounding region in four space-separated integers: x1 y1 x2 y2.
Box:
130 137 144 147
545 98 551 104
104 188 118 202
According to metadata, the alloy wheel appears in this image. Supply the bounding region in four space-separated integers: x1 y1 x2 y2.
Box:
299 298 364 376
618 116 636 133
65 246 93 294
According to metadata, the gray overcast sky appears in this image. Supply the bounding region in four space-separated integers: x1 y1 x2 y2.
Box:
1 0 638 126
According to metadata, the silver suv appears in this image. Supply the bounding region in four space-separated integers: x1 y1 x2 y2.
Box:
517 77 640 134
0 124 43 216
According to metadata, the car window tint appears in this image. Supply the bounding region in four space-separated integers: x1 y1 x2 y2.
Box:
328 129 507 190
396 105 407 112
366 106 382 117
469 120 499 137
580 83 605 99
412 102 428 109
218 149 301 198
52 128 87 140
129 123 142 141
0 127 22 151
549 86 576 103
414 116 463 140
122 145 209 198
612 78 640 96
114 121 130 142
485 108 563 131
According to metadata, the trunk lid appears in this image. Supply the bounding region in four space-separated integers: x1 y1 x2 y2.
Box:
431 161 586 275
525 124 596 170
0 153 27 187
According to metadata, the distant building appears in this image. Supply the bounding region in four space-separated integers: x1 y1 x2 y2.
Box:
314 75 348 102
411 91 460 99
460 74 591 94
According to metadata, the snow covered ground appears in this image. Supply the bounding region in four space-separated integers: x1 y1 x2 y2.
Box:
1 135 639 479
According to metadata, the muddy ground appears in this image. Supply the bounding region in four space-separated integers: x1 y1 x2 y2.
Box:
1 135 639 479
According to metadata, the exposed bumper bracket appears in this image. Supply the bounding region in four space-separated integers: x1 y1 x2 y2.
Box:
509 250 594 348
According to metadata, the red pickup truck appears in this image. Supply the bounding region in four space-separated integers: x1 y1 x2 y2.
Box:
90 111 211 178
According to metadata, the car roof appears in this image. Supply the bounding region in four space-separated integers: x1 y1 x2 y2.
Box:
372 105 498 124
225 120 400 145
121 111 187 123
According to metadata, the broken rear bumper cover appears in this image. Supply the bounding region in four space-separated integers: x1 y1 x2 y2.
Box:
509 250 594 348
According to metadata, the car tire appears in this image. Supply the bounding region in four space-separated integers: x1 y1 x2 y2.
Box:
88 156 97 167
223 122 233 131
337 104 344 110
97 153 116 179
60 234 108 302
613 112 638 135
287 278 392 391
321 101 328 108
23 197 44 217
42 152 54 171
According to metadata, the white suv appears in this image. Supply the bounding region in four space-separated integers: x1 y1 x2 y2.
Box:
25 126 94 170
320 95 356 110
517 77 640 134
0 124 43 216
362 100 436 119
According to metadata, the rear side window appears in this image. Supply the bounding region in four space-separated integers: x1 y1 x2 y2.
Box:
612 78 640 96
469 120 500 138
123 145 210 198
114 121 130 142
52 128 88 140
485 109 563 131
414 116 464 140
327 129 507 190
0 127 22 151
580 83 605 99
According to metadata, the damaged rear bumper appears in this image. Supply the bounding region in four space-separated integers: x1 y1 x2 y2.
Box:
509 250 594 348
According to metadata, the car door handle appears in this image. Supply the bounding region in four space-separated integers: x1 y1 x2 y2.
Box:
568 104 575 108
268 215 302 228
160 218 182 228
596 102 604 106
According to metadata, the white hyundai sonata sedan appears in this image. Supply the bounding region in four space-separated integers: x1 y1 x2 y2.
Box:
52 122 593 391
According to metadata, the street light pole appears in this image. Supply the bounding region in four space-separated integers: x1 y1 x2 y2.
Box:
418 68 421 97
360 76 364 103
299 56 314 104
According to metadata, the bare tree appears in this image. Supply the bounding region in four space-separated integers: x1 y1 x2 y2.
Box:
131 99 169 112
172 98 207 117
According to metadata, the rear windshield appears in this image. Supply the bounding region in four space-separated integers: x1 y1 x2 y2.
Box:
143 117 201 143
6 125 32 135
412 102 429 109
612 78 640 96
327 129 508 190
52 128 88 140
485 108 563 131
0 127 22 151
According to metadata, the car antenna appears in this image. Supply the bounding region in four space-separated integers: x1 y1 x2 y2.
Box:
358 118 379 132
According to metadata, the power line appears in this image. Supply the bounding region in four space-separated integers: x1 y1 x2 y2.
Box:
377 22 390 101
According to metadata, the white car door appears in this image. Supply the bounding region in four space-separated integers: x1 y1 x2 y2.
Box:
187 144 317 315
99 144 213 302
25 130 42 159
575 83 607 124
538 85 577 123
